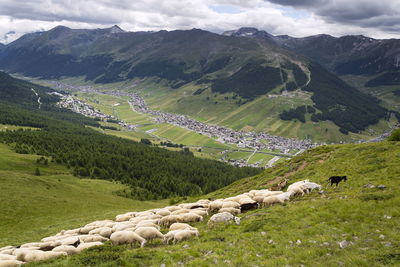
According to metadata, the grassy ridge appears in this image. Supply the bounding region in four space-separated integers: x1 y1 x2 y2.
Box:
25 141 400 266
0 143 166 247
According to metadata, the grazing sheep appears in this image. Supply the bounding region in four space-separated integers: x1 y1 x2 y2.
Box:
20 242 53 250
89 227 113 238
208 200 224 212
169 223 196 231
287 185 305 196
110 231 146 248
15 250 67 263
112 222 136 232
76 242 103 252
85 220 115 228
52 245 79 255
78 234 108 243
135 211 155 218
115 212 137 222
238 198 258 212
159 215 181 227
51 236 80 247
165 206 182 212
218 207 241 215
0 247 15 253
164 230 182 244
252 195 266 203
221 201 241 209
208 212 240 225
58 228 81 236
173 229 199 244
0 255 16 261
156 209 171 216
178 213 203 223
190 209 208 217
135 222 160 230
276 192 294 202
171 209 191 215
0 259 24 267
262 196 284 208
303 182 322 193
79 225 97 235
134 227 164 242
0 250 14 256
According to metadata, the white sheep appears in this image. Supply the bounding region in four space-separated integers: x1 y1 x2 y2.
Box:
79 225 97 234
302 182 322 193
189 209 208 217
115 212 137 222
156 209 171 216
165 206 182 212
76 242 103 252
78 234 108 243
134 227 164 242
208 212 240 225
51 236 80 247
287 185 305 196
58 228 81 236
15 250 67 263
163 230 182 244
0 247 15 253
135 222 160 230
112 222 136 232
89 227 113 238
218 207 241 215
159 215 181 227
20 242 53 249
169 223 196 231
173 229 199 244
275 192 294 202
52 245 79 255
221 201 241 209
208 200 224 212
0 259 24 267
178 213 203 223
110 231 146 248
171 209 191 215
0 255 16 261
262 196 284 207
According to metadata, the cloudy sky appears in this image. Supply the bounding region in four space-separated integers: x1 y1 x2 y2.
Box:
1 0 400 43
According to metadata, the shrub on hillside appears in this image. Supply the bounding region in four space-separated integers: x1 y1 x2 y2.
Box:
388 128 400 141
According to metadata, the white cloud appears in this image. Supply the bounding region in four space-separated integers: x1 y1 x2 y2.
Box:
0 0 399 43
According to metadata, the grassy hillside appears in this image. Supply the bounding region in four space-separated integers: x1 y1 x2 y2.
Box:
0 143 166 247
24 141 400 266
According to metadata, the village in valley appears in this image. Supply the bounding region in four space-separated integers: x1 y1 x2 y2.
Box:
52 80 316 168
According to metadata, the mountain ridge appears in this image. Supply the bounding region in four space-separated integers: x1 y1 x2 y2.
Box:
0 26 392 136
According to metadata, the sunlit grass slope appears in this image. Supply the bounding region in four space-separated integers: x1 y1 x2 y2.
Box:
28 141 400 266
0 144 166 247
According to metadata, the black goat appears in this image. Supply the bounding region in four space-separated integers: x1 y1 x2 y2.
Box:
327 176 347 187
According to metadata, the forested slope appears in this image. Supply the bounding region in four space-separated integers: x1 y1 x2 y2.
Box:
0 72 260 200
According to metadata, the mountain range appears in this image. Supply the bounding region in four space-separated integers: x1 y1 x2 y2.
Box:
0 25 397 139
223 27 400 87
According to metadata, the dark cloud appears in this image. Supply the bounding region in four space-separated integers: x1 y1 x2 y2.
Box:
265 0 400 29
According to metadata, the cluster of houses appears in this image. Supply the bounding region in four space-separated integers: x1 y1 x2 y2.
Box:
57 95 136 131
128 93 316 153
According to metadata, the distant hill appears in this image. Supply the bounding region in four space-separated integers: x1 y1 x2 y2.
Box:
0 26 391 136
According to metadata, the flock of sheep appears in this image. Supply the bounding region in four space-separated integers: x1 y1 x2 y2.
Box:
0 179 321 266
